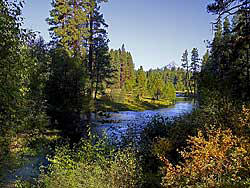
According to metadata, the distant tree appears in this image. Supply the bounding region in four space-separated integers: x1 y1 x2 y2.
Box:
181 50 192 94
147 72 164 100
120 44 127 88
162 82 176 101
136 66 147 99
191 48 200 97
110 49 121 89
125 52 136 92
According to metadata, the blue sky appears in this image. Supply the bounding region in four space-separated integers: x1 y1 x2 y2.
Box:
22 0 215 70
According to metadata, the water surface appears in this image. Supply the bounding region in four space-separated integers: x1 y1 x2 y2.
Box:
95 99 194 139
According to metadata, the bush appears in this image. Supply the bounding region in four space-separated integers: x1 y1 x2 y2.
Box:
139 104 250 187
160 127 250 188
139 110 206 171
37 134 143 188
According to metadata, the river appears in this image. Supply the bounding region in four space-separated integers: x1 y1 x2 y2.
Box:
3 98 194 184
94 98 194 140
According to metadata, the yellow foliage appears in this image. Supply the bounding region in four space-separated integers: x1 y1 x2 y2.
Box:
160 127 250 187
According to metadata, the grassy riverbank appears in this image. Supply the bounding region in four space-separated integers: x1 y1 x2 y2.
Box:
96 97 175 112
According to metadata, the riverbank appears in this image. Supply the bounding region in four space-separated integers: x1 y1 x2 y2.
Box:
0 129 61 187
96 97 175 112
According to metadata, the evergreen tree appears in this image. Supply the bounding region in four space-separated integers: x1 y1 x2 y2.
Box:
125 52 136 94
202 50 210 67
46 48 87 137
199 0 250 103
86 0 109 100
110 49 121 89
163 82 176 101
191 48 200 97
147 72 164 100
136 66 147 99
120 44 127 88
93 33 114 100
47 0 89 57
181 50 192 94
47 0 90 136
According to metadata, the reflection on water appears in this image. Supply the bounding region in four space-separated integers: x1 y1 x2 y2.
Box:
94 99 194 139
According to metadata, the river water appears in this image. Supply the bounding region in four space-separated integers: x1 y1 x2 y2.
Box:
95 98 194 140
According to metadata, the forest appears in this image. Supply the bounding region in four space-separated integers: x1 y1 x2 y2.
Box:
0 0 249 187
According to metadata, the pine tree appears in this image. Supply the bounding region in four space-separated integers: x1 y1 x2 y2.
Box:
201 50 210 68
201 0 250 102
136 66 147 99
86 0 109 99
110 49 121 89
147 72 164 100
125 52 136 94
191 48 200 97
93 33 114 100
181 50 192 95
47 0 91 136
47 0 89 57
120 44 127 88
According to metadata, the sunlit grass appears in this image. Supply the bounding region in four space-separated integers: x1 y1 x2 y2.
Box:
97 96 174 112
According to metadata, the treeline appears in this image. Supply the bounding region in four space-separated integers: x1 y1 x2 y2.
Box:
108 45 188 102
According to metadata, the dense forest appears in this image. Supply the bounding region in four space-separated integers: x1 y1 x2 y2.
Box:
0 0 249 187
109 45 187 101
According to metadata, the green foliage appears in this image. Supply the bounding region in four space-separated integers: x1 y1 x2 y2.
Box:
93 32 114 99
181 49 192 93
109 88 126 103
190 48 200 97
110 47 187 103
200 1 250 103
38 135 143 188
110 45 136 92
45 48 87 137
47 0 89 57
0 0 48 162
136 66 147 98
162 82 176 101
147 72 164 100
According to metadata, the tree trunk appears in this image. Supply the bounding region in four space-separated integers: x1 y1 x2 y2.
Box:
89 11 94 99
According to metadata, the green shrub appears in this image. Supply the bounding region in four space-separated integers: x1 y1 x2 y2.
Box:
37 134 143 188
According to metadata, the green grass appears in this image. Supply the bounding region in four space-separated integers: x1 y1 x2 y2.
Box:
96 96 174 112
